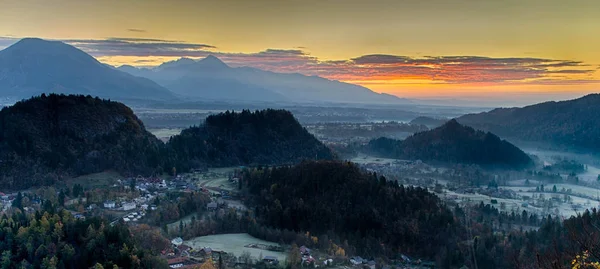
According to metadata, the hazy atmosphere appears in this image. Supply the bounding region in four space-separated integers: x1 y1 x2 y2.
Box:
1 0 599 105
1 1 600 269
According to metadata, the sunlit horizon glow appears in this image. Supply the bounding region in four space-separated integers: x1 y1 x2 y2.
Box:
0 0 599 102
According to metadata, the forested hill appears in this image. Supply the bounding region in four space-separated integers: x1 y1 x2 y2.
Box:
366 119 533 169
0 96 335 189
242 161 459 259
168 109 334 169
0 94 166 189
458 94 600 153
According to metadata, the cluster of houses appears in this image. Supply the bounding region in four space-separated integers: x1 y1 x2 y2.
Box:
0 192 13 212
103 198 156 212
350 255 434 269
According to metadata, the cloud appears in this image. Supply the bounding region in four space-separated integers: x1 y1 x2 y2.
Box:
60 37 217 57
0 35 597 86
127 28 147 33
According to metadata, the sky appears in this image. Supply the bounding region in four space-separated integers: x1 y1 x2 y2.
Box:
0 0 599 103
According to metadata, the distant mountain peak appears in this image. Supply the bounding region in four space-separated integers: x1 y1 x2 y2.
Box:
0 37 176 101
198 55 229 68
3 37 86 57
444 119 461 127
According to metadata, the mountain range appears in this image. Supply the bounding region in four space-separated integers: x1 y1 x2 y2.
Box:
118 55 411 104
0 38 410 105
458 94 600 153
0 38 176 101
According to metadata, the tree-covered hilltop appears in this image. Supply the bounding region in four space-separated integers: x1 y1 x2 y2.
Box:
168 109 334 169
0 95 335 190
0 94 167 189
458 93 600 153
242 161 459 259
366 119 533 169
0 210 167 268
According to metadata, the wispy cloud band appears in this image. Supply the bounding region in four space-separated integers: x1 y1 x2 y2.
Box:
0 36 597 85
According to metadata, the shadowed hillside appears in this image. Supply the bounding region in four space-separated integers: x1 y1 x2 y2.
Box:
168 109 335 169
458 94 600 153
0 94 166 189
367 119 533 168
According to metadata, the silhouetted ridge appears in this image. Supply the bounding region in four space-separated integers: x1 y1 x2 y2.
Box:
0 94 166 189
0 38 176 101
458 93 600 153
366 119 533 168
167 109 334 169
243 160 458 258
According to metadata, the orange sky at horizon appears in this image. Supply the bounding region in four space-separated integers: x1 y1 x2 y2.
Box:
0 0 599 100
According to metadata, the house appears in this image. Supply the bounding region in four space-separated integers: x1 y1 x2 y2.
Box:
199 247 212 256
177 244 191 253
300 245 311 255
263 256 279 265
301 256 315 265
367 260 376 269
350 256 364 265
150 205 158 211
122 202 136 211
400 254 411 263
167 257 187 268
123 217 131 222
141 204 149 210
167 257 201 269
104 201 116 209
87 204 98 211
207 202 218 211
171 237 183 246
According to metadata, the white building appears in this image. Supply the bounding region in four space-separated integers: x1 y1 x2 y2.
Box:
122 202 136 211
104 201 116 209
171 237 183 246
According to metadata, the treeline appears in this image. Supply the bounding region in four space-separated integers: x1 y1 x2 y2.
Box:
0 209 167 269
0 94 333 190
0 94 166 190
458 93 600 153
456 207 600 269
241 161 460 260
236 161 600 268
147 191 211 226
168 109 334 170
366 120 533 169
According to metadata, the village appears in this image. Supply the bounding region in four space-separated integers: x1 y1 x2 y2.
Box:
0 167 438 269
1 151 599 269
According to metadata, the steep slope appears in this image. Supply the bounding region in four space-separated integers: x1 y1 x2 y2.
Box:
243 161 458 258
458 94 600 153
367 119 533 168
119 56 411 104
168 109 335 169
0 94 166 189
0 38 176 101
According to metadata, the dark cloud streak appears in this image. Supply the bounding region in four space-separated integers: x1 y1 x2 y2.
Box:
127 28 147 33
0 36 597 85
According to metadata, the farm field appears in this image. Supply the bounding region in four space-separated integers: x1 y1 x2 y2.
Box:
184 233 287 262
351 154 399 165
148 128 183 139
61 170 121 189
